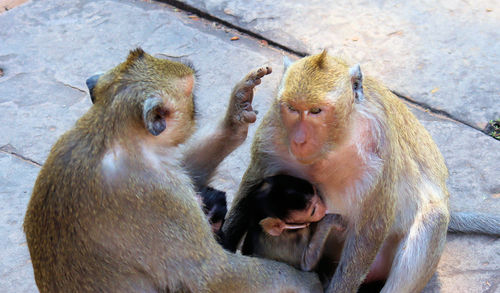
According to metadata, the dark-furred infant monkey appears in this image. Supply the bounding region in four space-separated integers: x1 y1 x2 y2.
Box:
241 174 346 273
240 175 386 292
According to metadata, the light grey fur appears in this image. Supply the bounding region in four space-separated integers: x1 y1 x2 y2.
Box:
448 212 500 236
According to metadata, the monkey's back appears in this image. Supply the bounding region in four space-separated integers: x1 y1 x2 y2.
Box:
23 122 215 292
363 77 450 231
23 126 107 291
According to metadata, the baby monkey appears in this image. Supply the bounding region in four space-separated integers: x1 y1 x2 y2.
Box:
241 175 346 273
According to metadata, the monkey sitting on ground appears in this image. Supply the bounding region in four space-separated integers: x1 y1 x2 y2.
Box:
223 51 500 293
23 48 322 292
240 175 345 275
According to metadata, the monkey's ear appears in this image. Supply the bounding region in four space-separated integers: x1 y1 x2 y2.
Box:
349 64 364 102
127 48 146 63
143 97 168 136
260 217 286 236
312 49 328 69
283 55 294 71
86 73 103 104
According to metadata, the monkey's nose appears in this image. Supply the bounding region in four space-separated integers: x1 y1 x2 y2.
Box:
293 132 307 145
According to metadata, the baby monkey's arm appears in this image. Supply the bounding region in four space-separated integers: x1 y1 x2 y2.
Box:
301 214 346 271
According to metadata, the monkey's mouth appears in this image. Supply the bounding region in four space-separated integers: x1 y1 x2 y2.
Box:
288 148 320 165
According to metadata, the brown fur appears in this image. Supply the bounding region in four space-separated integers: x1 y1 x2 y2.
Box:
24 48 321 293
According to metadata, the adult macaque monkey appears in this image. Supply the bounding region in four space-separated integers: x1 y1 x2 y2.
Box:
24 48 322 292
223 51 500 292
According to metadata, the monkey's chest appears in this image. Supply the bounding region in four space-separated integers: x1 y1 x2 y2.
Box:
307 151 368 214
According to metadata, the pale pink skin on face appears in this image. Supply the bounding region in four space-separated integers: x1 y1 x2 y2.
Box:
260 193 329 236
284 193 328 226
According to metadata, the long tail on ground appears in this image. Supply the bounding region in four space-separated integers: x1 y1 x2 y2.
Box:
448 212 500 236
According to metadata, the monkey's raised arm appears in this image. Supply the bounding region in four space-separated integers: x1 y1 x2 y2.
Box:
182 67 272 189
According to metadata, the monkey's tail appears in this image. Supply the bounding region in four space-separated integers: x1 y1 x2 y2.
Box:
448 212 500 236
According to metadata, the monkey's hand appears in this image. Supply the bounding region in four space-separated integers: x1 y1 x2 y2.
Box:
225 66 272 128
322 214 346 232
301 214 346 271
183 67 272 188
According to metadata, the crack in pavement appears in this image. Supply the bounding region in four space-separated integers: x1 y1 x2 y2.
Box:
154 0 492 137
392 90 485 133
156 0 308 57
56 81 87 94
0 145 42 167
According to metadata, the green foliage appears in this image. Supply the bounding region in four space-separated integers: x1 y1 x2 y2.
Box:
487 119 500 140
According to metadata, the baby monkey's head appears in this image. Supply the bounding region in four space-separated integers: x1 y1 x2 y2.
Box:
253 174 327 236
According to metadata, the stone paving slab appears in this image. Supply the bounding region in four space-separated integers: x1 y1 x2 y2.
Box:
175 0 500 131
0 0 498 292
0 153 39 293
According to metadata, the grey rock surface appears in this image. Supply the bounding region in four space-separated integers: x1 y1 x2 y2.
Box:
0 0 498 292
177 0 500 130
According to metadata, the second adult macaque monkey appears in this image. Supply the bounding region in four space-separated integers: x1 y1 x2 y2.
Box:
223 51 500 292
240 174 345 274
24 48 322 292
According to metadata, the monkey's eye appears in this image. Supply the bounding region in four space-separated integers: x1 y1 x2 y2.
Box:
311 206 316 216
310 108 322 114
287 104 298 112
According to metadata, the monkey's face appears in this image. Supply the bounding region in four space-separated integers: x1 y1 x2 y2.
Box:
278 52 353 165
259 194 327 236
280 101 336 164
285 193 327 224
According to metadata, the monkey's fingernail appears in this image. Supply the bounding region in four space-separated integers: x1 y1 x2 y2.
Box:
243 111 257 123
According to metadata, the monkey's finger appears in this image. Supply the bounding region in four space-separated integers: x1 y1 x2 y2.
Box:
242 110 257 123
244 66 272 88
253 66 272 80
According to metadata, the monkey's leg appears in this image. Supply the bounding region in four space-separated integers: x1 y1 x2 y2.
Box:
326 227 386 293
380 207 449 293
205 251 323 293
326 191 393 293
301 214 345 271
183 67 272 189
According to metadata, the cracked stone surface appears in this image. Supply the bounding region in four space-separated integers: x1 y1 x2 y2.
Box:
177 0 500 130
0 0 498 292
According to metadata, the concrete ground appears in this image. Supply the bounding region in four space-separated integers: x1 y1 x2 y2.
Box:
0 0 498 292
